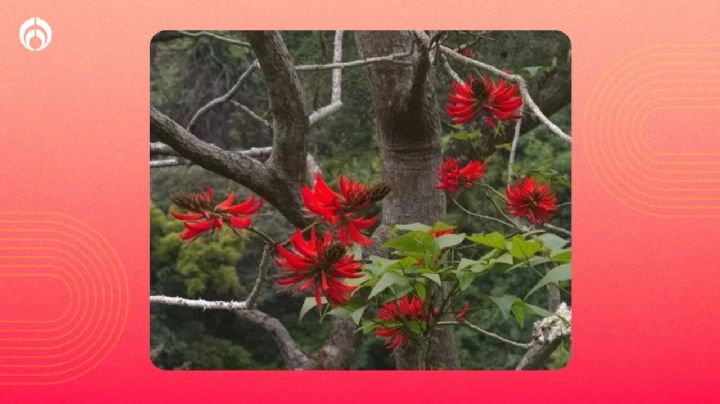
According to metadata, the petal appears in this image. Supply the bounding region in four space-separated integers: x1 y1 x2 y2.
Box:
229 215 251 229
171 211 204 221
215 191 236 210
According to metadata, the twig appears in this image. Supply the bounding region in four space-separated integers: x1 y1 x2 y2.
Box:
438 320 531 349
150 295 250 311
150 158 183 168
507 110 523 183
438 44 571 143
308 31 344 125
451 198 518 230
440 54 462 83
543 223 571 237
177 30 251 48
243 244 274 309
188 60 259 131
150 142 177 156
229 100 271 128
295 51 413 72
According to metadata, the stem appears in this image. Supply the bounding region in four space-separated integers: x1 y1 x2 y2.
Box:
507 111 523 184
543 223 571 237
438 320 531 349
451 198 518 230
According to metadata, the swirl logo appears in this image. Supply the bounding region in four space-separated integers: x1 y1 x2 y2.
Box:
19 17 52 51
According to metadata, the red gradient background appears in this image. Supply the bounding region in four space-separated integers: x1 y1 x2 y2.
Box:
1 0 719 402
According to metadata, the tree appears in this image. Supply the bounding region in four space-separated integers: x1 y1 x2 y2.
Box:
150 30 571 370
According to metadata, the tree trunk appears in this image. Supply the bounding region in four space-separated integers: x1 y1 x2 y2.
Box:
355 31 460 370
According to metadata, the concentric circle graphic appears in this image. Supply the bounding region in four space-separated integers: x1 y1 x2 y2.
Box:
0 212 128 384
583 44 720 216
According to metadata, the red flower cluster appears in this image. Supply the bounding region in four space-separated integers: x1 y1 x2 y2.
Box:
276 229 362 306
375 295 435 350
436 158 486 193
455 303 472 321
171 187 264 240
506 177 558 225
301 174 384 246
447 73 522 129
458 46 476 58
429 227 455 238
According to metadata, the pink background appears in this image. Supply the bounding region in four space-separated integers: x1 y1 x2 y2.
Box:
1 0 719 402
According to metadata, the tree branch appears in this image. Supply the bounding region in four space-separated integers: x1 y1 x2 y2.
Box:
439 45 571 143
507 110 523 183
245 31 309 183
235 309 315 369
308 30 344 126
187 60 259 132
150 107 309 227
151 30 251 48
438 320 531 349
229 100 271 129
515 303 571 370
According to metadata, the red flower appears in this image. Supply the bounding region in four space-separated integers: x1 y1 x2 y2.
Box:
375 295 432 350
458 46 476 58
436 158 486 193
455 303 472 321
170 187 264 240
429 227 455 238
276 229 362 306
301 174 384 246
447 73 523 129
506 177 559 225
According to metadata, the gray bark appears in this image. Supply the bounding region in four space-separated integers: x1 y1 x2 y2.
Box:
355 31 459 370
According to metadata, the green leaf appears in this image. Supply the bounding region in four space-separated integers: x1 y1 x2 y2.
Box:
506 256 551 272
537 233 569 252
526 264 571 298
436 233 465 249
422 273 441 286
468 232 506 250
494 253 514 265
525 303 553 318
456 270 478 290
511 300 526 328
369 271 405 298
523 66 542 77
551 249 572 263
360 319 376 334
458 258 479 271
383 231 439 265
510 236 542 260
299 296 326 321
414 282 427 300
350 306 366 325
489 295 520 319
389 284 414 300
395 223 431 232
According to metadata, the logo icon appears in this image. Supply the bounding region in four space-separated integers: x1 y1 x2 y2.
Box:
19 17 52 51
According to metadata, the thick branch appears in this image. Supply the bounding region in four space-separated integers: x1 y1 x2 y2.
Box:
246 31 309 183
235 309 315 369
150 107 309 227
516 303 571 370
